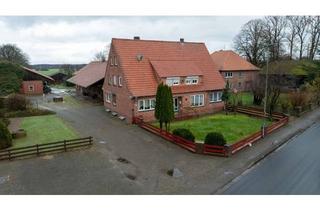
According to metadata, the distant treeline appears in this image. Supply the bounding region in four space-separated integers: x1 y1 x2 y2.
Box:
31 64 86 71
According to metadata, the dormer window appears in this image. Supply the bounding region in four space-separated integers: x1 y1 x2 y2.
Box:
185 76 199 85
166 77 180 86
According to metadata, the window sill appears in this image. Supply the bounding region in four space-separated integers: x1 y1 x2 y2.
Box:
138 109 155 112
209 100 222 103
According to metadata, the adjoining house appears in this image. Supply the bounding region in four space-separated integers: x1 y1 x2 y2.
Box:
67 61 107 100
210 50 260 91
20 66 54 95
102 37 226 123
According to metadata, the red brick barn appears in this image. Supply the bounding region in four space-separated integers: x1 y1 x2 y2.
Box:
210 50 260 91
102 37 226 123
20 66 54 95
67 61 107 100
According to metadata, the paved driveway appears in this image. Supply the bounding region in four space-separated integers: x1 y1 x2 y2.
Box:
1 95 320 194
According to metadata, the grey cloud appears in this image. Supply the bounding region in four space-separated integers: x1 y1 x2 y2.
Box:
0 16 254 64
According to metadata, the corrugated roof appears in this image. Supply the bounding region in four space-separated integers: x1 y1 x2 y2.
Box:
111 38 225 97
210 50 259 72
67 61 107 88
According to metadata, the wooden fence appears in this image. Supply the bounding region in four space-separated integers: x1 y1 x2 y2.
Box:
133 106 289 157
0 137 93 161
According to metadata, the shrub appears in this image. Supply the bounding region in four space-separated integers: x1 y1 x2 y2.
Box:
0 121 12 149
288 91 309 108
279 97 291 113
204 132 226 146
4 108 55 118
0 117 10 126
172 128 195 142
6 94 30 111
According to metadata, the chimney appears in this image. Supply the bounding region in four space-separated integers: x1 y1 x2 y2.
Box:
180 38 184 43
134 36 140 40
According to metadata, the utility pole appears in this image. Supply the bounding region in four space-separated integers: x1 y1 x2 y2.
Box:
262 55 269 138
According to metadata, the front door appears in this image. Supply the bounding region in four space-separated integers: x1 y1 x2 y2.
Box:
173 97 179 112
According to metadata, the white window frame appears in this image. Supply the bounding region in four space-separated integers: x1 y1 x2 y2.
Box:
110 57 114 66
113 75 117 86
108 75 112 85
28 85 34 92
185 76 199 85
114 56 118 66
118 76 122 87
209 91 222 103
138 99 156 111
224 72 233 78
166 77 180 86
190 94 204 107
105 92 112 103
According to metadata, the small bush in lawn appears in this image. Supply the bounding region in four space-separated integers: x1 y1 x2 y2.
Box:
6 94 30 111
205 132 226 146
0 121 12 149
172 128 195 142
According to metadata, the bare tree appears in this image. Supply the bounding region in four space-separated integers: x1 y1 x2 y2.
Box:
0 44 29 66
92 44 110 62
307 16 320 60
262 16 287 61
285 16 298 59
233 19 265 66
293 16 309 60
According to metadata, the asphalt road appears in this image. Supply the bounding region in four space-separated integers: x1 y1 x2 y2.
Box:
223 122 320 195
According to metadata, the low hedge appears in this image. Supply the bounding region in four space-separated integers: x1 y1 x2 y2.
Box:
172 128 195 142
205 132 226 146
4 108 55 118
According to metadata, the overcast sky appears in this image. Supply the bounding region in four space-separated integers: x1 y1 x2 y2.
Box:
0 16 256 64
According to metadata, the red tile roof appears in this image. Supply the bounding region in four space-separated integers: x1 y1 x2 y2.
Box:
111 38 225 97
68 61 107 88
150 60 203 77
210 50 259 72
21 66 54 82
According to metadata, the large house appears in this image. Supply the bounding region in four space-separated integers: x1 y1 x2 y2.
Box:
102 37 225 123
68 61 107 100
20 66 54 95
210 50 259 91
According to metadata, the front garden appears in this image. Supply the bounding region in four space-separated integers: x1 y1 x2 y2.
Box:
11 115 79 148
154 113 271 144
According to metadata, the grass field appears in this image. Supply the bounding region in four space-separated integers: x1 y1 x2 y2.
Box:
12 115 79 148
38 68 61 76
156 113 270 144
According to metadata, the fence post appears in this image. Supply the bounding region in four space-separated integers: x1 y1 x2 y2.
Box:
224 145 232 157
64 140 67 152
36 144 40 156
89 136 93 145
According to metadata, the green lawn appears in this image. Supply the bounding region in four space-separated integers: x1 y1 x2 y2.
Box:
38 68 61 76
12 115 79 148
156 113 270 144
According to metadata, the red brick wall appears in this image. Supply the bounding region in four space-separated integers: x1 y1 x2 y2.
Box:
20 80 43 95
220 70 258 91
103 44 134 123
103 43 224 123
133 92 224 122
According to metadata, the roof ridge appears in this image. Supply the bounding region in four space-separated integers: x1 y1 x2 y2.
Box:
112 38 204 45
